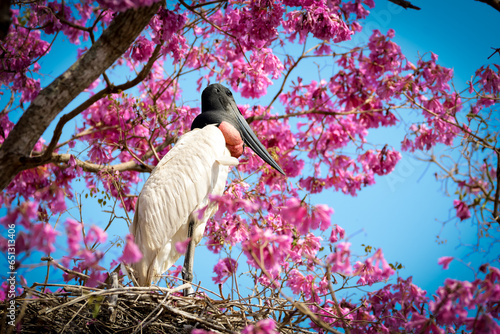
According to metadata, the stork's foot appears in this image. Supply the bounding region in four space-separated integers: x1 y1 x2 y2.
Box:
182 266 194 296
183 286 194 296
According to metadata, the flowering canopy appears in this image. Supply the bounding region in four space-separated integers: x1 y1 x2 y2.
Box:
0 0 499 332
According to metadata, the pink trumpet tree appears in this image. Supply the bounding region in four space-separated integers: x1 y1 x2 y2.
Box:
0 0 499 332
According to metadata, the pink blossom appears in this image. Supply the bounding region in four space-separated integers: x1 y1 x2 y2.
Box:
242 226 291 276
0 282 9 301
354 249 394 286
242 319 278 334
175 238 190 254
167 265 183 278
65 219 82 257
119 234 143 264
86 271 108 288
280 198 309 234
286 269 317 299
130 36 154 62
289 233 321 262
85 226 107 245
453 200 471 221
191 330 215 334
430 279 475 325
438 256 454 270
329 224 345 243
212 258 238 284
360 148 401 176
311 204 334 231
284 6 352 43
31 223 59 254
327 242 352 275
0 201 38 229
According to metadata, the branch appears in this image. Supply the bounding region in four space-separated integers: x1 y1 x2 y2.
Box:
41 256 90 281
26 136 175 174
52 153 154 173
475 0 500 12
326 267 351 334
388 0 421 10
488 47 500 59
0 1 162 191
0 0 11 41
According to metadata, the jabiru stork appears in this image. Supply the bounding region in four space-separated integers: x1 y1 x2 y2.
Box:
130 83 284 293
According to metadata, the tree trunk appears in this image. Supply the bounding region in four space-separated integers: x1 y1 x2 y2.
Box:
0 2 161 191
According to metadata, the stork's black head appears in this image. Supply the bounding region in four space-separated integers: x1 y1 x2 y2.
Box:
192 83 285 175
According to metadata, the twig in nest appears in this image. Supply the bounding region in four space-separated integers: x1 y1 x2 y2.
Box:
41 256 91 281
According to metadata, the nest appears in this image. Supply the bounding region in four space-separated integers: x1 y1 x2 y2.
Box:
1 282 318 334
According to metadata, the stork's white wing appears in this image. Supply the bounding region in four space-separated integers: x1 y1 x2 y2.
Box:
130 125 235 285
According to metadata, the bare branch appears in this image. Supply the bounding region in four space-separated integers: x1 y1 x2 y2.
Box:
27 137 176 175
41 256 90 281
52 153 154 173
388 0 421 10
488 47 500 59
475 0 500 13
0 0 11 41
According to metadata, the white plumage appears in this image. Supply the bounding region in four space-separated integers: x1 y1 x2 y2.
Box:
130 125 238 286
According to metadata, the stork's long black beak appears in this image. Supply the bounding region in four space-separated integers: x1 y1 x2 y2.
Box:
229 101 285 176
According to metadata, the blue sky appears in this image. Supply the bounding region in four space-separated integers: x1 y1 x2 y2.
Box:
2 0 499 303
317 0 500 296
337 0 500 291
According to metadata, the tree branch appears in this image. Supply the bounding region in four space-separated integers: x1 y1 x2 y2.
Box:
23 136 176 175
388 0 421 10
0 1 162 191
488 47 500 59
0 0 11 41
52 153 154 173
475 0 500 13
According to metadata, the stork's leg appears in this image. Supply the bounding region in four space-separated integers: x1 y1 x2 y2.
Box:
182 217 196 296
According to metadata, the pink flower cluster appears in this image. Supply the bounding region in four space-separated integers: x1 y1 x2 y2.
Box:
359 148 402 177
0 11 49 103
241 319 278 334
62 219 108 287
192 319 277 334
353 248 395 286
284 5 353 43
119 234 143 264
150 8 188 63
212 258 238 284
242 226 292 277
281 198 333 234
430 267 500 332
453 199 471 221
327 242 352 275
